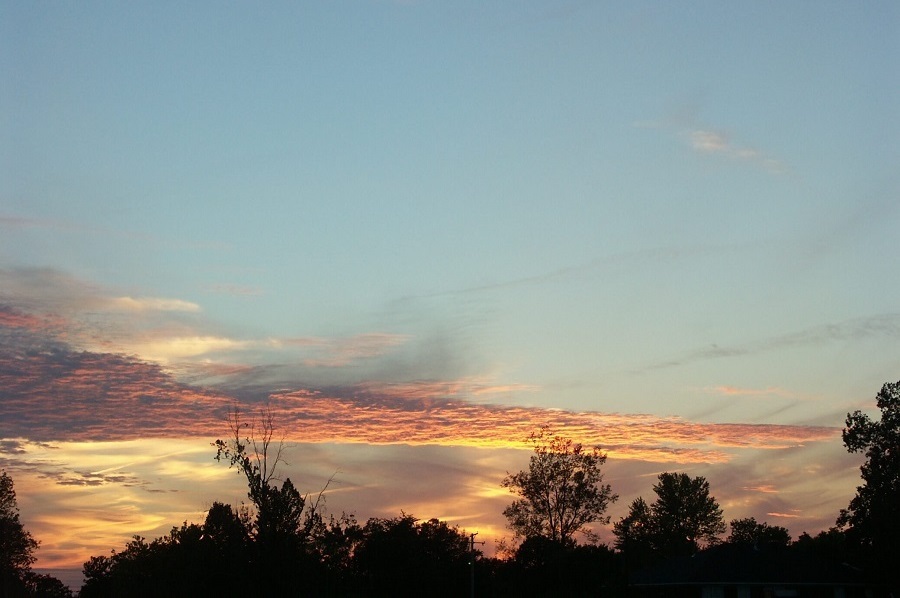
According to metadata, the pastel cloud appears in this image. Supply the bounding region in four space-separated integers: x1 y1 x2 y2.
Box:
690 129 730 153
0 268 413 368
109 297 202 313
688 127 786 173
743 484 779 494
125 335 251 362
0 268 213 358
635 120 786 174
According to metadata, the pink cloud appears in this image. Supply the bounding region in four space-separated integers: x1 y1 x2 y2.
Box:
767 511 802 519
687 127 786 173
743 484 779 494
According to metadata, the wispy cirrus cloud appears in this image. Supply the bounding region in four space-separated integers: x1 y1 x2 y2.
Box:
0 215 41 229
272 333 412 368
403 244 733 300
703 385 805 400
644 313 900 371
636 119 787 174
743 484 779 494
203 283 265 297
688 127 786 173
767 511 802 519
0 215 80 231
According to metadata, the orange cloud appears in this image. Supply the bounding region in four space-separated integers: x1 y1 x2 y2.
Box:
0 332 839 465
260 390 837 464
743 484 779 494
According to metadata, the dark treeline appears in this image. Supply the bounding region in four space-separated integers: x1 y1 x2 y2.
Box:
1 381 898 597
79 510 476 597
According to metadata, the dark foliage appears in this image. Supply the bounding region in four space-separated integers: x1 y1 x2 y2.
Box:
838 380 900 586
80 409 485 597
350 514 474 597
78 508 483 597
483 537 624 597
501 427 617 545
613 472 725 565
726 516 791 548
612 497 656 570
0 471 72 598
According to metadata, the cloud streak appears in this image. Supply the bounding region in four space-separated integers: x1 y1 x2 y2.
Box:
644 313 900 371
402 244 735 300
703 385 807 401
688 129 785 174
636 119 787 174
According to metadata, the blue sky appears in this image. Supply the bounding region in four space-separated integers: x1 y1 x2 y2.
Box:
1 1 898 570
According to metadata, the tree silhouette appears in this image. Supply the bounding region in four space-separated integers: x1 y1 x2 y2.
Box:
352 514 474 597
501 427 617 545
726 517 791 548
1 471 38 592
213 407 337 594
614 472 725 560
213 408 292 532
612 496 655 568
506 536 622 597
1 470 72 597
837 380 900 584
81 509 254 597
647 472 725 556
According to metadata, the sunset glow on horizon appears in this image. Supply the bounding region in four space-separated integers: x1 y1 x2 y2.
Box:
2 1 897 581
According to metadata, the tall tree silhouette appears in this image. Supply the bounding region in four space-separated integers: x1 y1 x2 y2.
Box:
838 380 900 584
0 471 70 597
1 470 38 594
501 427 617 545
213 407 331 594
614 472 725 560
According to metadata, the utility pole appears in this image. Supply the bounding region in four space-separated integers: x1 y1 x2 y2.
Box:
469 532 484 598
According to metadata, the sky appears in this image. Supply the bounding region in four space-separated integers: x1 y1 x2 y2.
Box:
1 0 899 574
